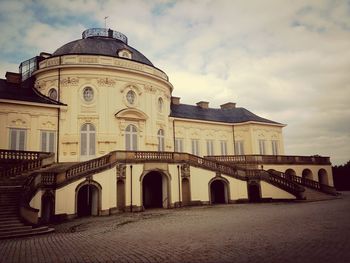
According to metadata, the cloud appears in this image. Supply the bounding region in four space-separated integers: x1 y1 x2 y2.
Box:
0 0 349 165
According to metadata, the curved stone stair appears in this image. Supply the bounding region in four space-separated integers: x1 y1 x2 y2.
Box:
0 181 54 240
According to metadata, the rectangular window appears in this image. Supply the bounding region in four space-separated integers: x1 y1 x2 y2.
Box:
191 139 200 156
235 141 244 155
271 140 279 155
220 140 227 155
41 131 55 152
9 128 26 151
206 140 214 156
259 139 266 155
175 138 183 152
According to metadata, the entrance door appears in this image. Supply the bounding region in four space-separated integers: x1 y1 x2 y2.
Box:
210 180 226 204
248 183 261 202
182 178 191 206
142 172 163 208
117 180 125 211
77 184 99 217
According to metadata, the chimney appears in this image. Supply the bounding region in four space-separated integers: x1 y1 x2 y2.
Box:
220 102 236 109
171 96 181 105
196 101 209 109
5 72 21 84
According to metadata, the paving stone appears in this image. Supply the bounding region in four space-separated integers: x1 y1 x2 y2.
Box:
0 192 350 263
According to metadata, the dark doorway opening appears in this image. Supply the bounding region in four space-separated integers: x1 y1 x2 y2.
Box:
210 180 226 204
77 184 98 217
248 183 261 202
143 172 163 208
41 194 54 223
117 180 125 211
182 178 191 206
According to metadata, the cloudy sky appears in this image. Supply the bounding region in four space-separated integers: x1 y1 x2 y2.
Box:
0 0 349 165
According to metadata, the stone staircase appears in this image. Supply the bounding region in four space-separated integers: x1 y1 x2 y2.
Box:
301 186 339 202
0 176 55 239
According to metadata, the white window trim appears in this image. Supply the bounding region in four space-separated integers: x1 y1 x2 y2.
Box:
81 123 96 158
41 130 56 153
175 138 183 152
9 128 27 151
206 140 214 156
125 124 138 151
158 129 165 151
220 140 227 155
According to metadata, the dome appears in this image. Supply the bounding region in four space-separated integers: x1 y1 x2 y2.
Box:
52 28 154 66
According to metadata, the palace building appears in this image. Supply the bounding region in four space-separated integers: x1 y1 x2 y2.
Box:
0 28 336 237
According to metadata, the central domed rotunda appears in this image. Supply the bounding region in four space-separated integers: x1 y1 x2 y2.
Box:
53 28 153 66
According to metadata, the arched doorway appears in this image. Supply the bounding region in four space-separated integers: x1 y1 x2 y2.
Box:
248 182 261 203
210 179 228 204
117 179 125 211
318 169 329 185
182 178 191 206
285 169 296 180
142 171 169 209
41 193 54 224
302 169 313 180
77 184 100 217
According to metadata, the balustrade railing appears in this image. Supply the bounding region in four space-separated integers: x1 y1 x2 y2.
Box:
65 153 112 180
0 152 54 178
0 149 48 161
206 154 330 165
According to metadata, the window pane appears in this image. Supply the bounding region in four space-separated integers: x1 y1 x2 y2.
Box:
132 134 137 150
49 132 55 153
41 132 47 152
19 130 25 150
10 129 17 150
89 133 95 155
126 134 130 150
81 133 87 155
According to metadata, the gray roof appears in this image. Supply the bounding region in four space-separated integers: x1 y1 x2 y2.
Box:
53 37 154 66
170 104 281 125
0 78 63 105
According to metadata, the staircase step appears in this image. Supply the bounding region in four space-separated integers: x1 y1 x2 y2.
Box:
0 222 24 229
0 218 22 224
0 225 32 233
0 212 19 217
0 227 55 240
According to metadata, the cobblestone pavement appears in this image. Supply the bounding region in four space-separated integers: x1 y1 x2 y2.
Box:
1 193 350 263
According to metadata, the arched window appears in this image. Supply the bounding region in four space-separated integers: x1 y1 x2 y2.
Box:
48 88 57 100
81 123 96 158
158 97 163 112
125 124 137 151
158 129 164 151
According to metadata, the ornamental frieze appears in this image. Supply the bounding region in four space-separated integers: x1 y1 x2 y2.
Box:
60 77 79 86
144 85 157 94
97 77 116 87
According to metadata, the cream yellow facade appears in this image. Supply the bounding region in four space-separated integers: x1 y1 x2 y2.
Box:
0 28 336 222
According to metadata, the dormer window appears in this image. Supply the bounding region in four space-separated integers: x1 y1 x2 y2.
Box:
118 49 132 59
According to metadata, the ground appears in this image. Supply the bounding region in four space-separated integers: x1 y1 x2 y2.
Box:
1 193 350 263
